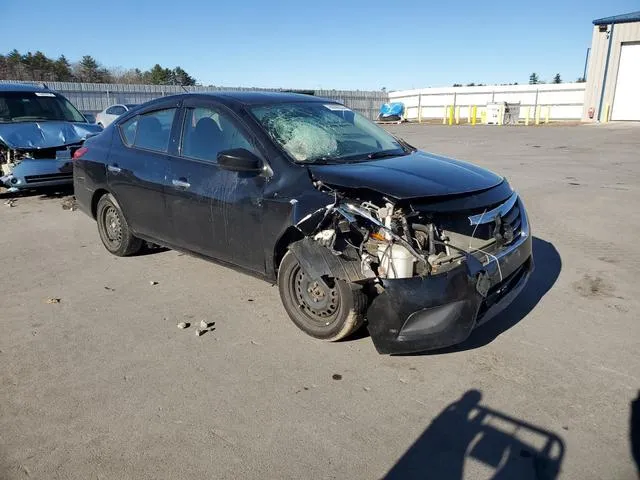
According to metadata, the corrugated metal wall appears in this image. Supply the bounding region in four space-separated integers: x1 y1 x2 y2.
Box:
0 80 388 120
583 22 640 121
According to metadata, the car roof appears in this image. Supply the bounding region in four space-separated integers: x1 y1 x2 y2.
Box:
187 91 330 106
0 82 54 93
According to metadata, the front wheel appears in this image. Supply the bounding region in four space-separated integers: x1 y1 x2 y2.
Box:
278 251 367 341
96 193 143 256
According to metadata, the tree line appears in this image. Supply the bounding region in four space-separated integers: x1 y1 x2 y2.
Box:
0 50 197 86
451 73 587 87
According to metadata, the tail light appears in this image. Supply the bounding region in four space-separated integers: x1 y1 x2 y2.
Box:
73 147 88 160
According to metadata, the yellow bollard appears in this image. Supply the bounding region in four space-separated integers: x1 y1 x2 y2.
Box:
455 106 460 125
467 107 472 124
604 103 610 122
472 106 477 126
535 106 541 125
525 107 530 126
448 106 454 126
443 106 448 125
481 110 487 124
545 106 550 124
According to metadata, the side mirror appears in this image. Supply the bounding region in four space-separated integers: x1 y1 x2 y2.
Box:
217 148 263 173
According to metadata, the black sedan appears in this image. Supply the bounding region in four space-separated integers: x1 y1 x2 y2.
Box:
74 92 532 354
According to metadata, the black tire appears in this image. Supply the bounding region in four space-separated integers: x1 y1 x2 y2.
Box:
96 193 143 257
278 251 367 341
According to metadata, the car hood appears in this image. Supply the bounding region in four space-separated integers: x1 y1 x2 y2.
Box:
0 121 102 149
307 150 503 199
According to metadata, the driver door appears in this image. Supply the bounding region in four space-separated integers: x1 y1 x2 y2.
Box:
165 98 268 274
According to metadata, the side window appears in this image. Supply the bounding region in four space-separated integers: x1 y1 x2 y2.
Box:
106 106 116 115
119 108 176 153
181 106 256 163
111 106 126 116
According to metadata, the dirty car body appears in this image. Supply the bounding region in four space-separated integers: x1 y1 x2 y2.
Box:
0 84 102 191
74 92 532 354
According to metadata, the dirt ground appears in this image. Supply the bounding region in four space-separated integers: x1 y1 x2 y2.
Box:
1 123 638 480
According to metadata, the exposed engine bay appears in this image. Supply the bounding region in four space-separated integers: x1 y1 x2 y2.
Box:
0 144 79 174
293 180 523 289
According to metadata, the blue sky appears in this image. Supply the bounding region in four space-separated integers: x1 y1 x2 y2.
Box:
1 0 638 90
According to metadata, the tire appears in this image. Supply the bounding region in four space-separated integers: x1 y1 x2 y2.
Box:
278 251 367 341
96 193 143 257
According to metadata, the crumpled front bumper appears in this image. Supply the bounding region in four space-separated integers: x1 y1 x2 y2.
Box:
1 158 73 191
367 200 533 355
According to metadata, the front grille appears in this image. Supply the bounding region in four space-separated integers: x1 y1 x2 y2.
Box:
501 201 522 244
24 173 73 184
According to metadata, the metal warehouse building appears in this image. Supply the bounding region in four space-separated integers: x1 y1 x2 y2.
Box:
583 11 640 121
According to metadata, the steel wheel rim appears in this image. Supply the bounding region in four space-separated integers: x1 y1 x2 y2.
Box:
102 206 123 248
292 265 340 326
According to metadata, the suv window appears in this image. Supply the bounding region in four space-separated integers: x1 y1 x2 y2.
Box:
119 108 176 153
181 107 255 163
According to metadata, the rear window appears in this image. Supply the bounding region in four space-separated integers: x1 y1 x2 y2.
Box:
119 108 176 153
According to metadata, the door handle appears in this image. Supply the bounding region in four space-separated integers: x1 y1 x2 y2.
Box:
172 178 191 189
107 164 122 173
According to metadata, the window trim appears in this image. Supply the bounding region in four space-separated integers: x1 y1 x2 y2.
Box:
117 106 179 154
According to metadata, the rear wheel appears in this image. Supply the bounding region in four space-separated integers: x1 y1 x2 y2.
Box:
278 251 366 341
96 193 142 256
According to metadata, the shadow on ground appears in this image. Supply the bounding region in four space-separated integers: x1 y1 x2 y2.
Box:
451 236 561 352
385 390 565 480
631 391 640 477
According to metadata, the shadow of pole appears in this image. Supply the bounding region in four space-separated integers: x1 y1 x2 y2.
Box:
631 391 640 477
385 390 565 480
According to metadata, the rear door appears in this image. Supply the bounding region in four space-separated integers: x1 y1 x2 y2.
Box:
107 100 181 242
165 97 268 273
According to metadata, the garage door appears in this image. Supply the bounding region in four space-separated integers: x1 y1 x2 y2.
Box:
611 43 640 121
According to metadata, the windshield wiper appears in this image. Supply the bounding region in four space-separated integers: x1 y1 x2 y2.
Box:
367 151 406 160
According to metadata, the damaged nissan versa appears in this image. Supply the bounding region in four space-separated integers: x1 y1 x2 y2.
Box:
0 84 102 191
74 92 533 354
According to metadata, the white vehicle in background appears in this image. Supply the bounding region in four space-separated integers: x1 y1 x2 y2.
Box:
95 104 138 128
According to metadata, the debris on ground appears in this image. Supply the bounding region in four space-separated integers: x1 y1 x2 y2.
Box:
332 374 342 381
61 196 77 211
45 298 61 304
250 340 262 345
4 199 16 207
199 320 209 329
573 274 614 298
195 328 204 337
177 322 189 329
104 286 115 292
149 281 158 286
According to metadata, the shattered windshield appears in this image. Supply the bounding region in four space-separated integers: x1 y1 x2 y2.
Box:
250 102 406 163
0 91 86 123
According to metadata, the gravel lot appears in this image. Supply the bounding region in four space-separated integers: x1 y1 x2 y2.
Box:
1 124 639 480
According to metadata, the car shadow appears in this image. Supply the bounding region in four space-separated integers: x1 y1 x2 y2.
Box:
442 236 561 353
384 389 565 480
350 236 561 351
